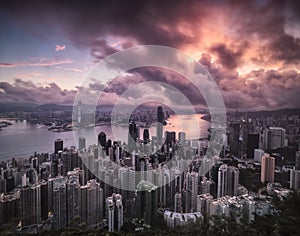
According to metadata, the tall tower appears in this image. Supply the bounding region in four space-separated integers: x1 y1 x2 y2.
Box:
77 101 82 125
174 192 182 213
143 129 150 144
178 132 186 145
157 106 164 144
98 132 106 149
263 127 286 150
128 121 138 153
186 172 199 212
106 193 123 232
247 133 259 158
261 154 275 183
136 180 158 227
54 139 63 154
229 123 240 157
78 137 86 151
217 164 239 198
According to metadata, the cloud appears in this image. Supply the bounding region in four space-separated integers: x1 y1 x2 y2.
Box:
1 59 300 110
1 0 299 71
1 1 299 110
0 57 72 68
209 42 247 70
0 79 77 104
55 44 66 52
90 39 118 61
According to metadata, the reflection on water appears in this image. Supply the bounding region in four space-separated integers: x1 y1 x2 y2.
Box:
0 114 210 160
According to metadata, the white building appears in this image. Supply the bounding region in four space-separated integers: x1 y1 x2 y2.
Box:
254 149 265 162
164 210 203 228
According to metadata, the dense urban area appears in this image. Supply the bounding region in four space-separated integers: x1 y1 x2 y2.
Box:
0 105 300 235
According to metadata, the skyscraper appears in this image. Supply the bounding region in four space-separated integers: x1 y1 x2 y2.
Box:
66 176 80 226
157 106 164 144
296 151 300 170
254 149 265 162
178 132 186 145
98 132 106 149
79 137 86 151
143 129 150 144
263 127 286 150
197 193 213 216
52 182 67 229
290 168 300 190
165 131 176 144
217 164 239 198
54 139 63 154
136 180 158 227
19 184 42 226
186 172 198 212
261 154 275 183
106 193 123 232
174 192 182 213
247 133 259 158
228 123 240 157
128 121 138 153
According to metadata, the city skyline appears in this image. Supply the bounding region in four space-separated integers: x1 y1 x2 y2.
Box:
0 1 299 110
0 1 300 235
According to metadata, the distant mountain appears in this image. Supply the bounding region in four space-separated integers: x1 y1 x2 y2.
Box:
0 103 37 112
0 102 299 115
230 108 300 117
0 103 72 112
36 103 73 111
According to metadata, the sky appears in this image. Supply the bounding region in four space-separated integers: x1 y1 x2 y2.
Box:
0 0 300 110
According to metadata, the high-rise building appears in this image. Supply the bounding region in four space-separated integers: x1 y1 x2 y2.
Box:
217 164 239 198
254 149 265 162
136 180 158 227
197 193 213 216
228 123 240 157
52 181 67 229
295 151 300 170
200 177 213 195
40 181 48 221
0 191 19 225
77 101 82 125
79 137 86 151
261 154 275 183
128 121 138 153
290 168 300 190
55 139 63 154
98 132 106 149
263 127 286 150
165 131 176 144
186 172 198 212
106 193 123 232
174 192 182 213
143 129 150 144
178 132 186 145
157 106 164 144
19 184 42 226
247 133 259 158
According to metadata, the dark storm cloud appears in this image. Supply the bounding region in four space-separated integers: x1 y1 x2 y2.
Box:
1 0 300 109
2 0 300 63
197 53 300 110
209 43 247 70
2 0 300 66
90 39 118 61
0 0 205 47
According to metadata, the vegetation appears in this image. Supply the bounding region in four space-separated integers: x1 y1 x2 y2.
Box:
1 191 299 236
